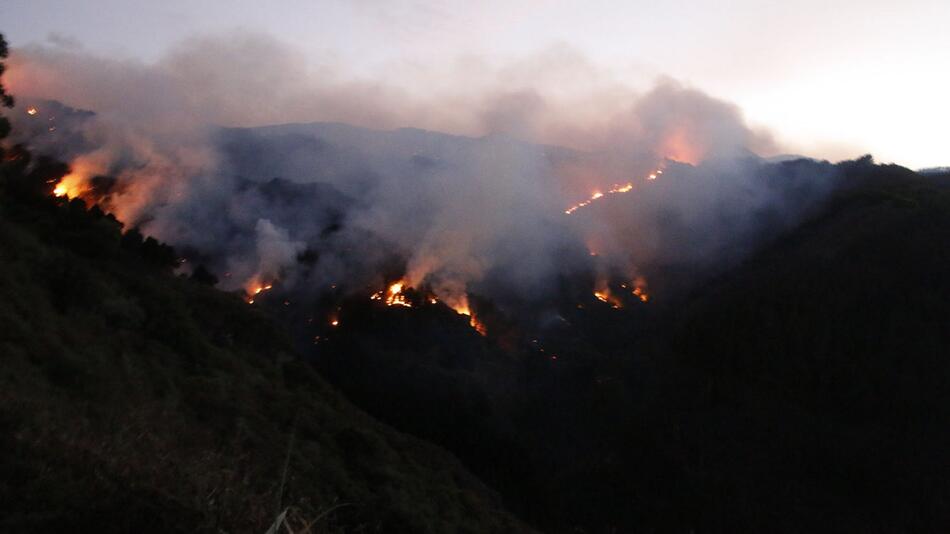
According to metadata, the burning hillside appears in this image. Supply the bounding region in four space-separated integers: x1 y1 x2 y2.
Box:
6 16 947 534
2 34 844 340
371 280 413 307
564 168 663 215
9 109 839 342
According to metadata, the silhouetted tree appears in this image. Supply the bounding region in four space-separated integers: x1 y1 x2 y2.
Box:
141 236 178 269
0 34 14 157
191 264 219 286
121 227 145 250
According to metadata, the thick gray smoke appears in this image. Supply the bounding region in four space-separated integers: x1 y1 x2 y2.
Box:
5 31 837 309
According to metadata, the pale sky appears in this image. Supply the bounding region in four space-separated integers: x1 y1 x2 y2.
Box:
2 0 948 168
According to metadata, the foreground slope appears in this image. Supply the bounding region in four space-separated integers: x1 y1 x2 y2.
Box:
0 166 527 532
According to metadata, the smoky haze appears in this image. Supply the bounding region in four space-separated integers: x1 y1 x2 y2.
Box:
5 31 838 312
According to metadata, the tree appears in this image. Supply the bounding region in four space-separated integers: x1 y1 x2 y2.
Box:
0 34 12 163
191 264 219 286
0 34 13 144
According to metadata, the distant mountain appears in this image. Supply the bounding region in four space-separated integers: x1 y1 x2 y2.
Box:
919 166 950 175
765 153 816 163
216 121 585 199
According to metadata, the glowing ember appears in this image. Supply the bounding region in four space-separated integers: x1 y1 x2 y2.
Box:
26 106 38 116
564 168 663 215
330 318 340 327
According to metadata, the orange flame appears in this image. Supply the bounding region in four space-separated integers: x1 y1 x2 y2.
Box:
659 130 702 165
245 281 274 304
594 280 623 309
26 106 38 116
371 279 413 307
51 172 89 199
631 276 650 303
49 157 108 201
469 314 487 336
444 294 487 336
564 168 663 215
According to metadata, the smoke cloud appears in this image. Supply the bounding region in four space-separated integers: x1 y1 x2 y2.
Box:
5 31 836 313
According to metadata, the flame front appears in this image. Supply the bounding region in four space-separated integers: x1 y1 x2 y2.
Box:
245 281 274 304
593 285 623 309
443 294 487 336
51 172 90 199
564 168 663 215
371 280 413 307
49 157 108 201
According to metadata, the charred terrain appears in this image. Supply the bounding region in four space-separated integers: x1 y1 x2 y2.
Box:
3 33 950 534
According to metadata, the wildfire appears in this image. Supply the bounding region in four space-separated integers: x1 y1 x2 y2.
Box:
469 314 487 336
632 276 650 303
245 282 274 304
51 173 89 199
594 275 636 309
621 277 651 303
454 305 487 336
368 278 484 334
593 287 623 309
444 295 487 336
445 295 471 318
26 106 38 116
49 157 107 201
564 168 663 215
371 280 413 307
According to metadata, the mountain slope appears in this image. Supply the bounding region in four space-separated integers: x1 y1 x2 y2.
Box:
625 161 950 532
0 164 529 533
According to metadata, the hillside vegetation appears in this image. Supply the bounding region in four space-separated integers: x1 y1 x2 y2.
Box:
618 161 950 532
0 156 528 533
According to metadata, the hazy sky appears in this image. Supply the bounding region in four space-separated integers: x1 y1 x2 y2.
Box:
3 0 948 167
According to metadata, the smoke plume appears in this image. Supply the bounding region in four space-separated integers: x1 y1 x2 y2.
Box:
5 31 837 311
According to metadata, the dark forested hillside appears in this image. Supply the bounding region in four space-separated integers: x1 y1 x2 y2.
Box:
0 160 528 533
616 161 950 532
277 159 950 533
